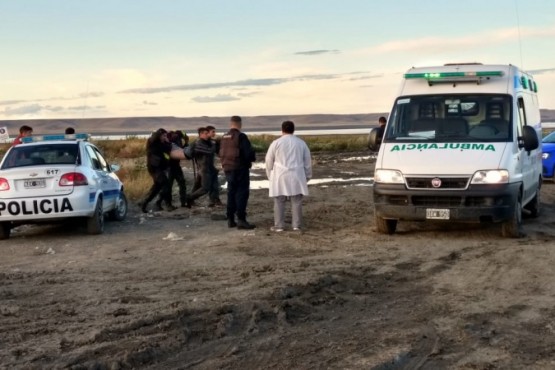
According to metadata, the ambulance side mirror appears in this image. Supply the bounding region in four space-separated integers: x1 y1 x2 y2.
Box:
519 126 539 152
368 128 381 152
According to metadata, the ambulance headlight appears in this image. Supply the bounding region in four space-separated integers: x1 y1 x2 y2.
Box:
375 169 405 184
471 170 509 184
542 153 550 160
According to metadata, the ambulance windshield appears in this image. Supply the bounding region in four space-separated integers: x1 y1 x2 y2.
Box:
385 94 512 143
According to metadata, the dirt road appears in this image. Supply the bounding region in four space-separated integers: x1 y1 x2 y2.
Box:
2 152 555 369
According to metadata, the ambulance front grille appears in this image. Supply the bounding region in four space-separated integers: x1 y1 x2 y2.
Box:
405 177 470 190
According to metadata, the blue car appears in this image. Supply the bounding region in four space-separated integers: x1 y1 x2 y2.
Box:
542 131 555 178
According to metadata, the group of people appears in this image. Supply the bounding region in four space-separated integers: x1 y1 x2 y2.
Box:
12 125 76 146
140 115 313 232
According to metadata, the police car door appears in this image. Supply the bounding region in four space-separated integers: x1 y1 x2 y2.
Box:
85 145 116 210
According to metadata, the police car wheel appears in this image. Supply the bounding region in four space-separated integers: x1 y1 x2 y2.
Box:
109 192 128 221
501 198 522 238
86 198 104 235
0 222 11 240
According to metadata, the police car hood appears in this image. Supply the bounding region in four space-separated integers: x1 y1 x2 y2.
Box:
378 142 508 175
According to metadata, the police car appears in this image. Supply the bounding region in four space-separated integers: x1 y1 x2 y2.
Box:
0 134 128 239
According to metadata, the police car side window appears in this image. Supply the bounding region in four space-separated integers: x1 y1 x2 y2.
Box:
85 146 102 171
94 149 110 172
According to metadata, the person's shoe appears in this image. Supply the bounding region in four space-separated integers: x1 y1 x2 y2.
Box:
208 202 216 208
228 219 237 228
213 199 224 206
271 226 284 232
153 201 163 212
237 220 256 230
165 204 177 212
138 201 148 213
293 227 302 232
183 198 193 208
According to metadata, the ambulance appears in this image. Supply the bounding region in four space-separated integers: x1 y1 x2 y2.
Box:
368 63 541 237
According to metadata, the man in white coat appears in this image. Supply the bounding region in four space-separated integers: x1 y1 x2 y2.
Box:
265 121 312 231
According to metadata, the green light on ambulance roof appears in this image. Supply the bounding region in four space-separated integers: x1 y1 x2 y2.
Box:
404 71 504 79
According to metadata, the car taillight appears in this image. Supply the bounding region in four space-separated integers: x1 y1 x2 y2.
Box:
59 172 88 186
0 178 10 191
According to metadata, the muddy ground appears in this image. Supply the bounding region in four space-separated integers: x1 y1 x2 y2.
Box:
2 151 555 369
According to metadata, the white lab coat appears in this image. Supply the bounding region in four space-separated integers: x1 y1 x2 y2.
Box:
265 134 312 197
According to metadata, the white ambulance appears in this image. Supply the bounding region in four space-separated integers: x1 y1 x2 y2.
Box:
368 63 541 237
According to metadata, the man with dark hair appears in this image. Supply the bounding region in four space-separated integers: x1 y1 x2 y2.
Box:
265 121 312 232
65 127 75 134
205 125 222 207
185 127 216 207
139 128 175 212
376 116 387 144
12 125 33 146
158 130 189 209
219 116 256 229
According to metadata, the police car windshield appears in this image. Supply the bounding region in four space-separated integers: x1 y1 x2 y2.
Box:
2 143 79 169
385 94 512 143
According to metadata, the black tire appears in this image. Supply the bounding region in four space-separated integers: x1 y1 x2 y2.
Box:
109 192 128 221
0 222 11 240
86 198 104 235
524 186 540 218
375 214 397 235
501 197 522 238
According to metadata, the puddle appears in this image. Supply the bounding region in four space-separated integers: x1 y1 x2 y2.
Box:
222 177 374 190
342 155 377 161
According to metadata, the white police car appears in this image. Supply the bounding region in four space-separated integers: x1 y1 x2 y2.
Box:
0 134 128 239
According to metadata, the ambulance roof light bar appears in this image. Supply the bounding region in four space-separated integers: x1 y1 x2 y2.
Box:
21 133 90 143
404 71 504 86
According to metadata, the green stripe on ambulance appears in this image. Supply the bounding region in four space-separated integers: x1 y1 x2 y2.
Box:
390 143 496 152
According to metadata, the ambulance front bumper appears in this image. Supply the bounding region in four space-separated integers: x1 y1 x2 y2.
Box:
373 182 520 223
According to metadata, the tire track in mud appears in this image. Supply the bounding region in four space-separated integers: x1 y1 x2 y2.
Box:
3 263 441 369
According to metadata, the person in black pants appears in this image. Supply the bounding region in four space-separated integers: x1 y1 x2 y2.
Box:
185 127 216 207
139 128 176 213
157 131 188 208
219 116 256 229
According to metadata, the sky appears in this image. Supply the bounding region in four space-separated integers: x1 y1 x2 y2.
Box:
1 0 555 120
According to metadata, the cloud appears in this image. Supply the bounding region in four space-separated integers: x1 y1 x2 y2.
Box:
143 100 158 105
67 105 106 111
294 49 340 56
528 68 555 75
79 91 104 98
361 26 555 55
0 92 106 108
3 104 64 116
0 100 27 106
191 94 241 103
120 73 349 94
348 74 383 81
237 92 261 97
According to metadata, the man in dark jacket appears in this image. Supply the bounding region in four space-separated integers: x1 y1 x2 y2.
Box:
156 130 188 209
139 128 175 213
185 127 216 207
219 116 256 229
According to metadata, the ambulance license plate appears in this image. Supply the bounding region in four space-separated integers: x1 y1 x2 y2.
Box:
426 208 450 220
24 179 46 189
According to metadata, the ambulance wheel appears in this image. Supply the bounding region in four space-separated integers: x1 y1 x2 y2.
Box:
0 222 11 240
86 198 105 235
501 198 522 238
109 192 128 221
375 215 397 235
524 185 540 218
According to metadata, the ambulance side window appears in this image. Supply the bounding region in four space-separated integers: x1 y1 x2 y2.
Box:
517 97 527 137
